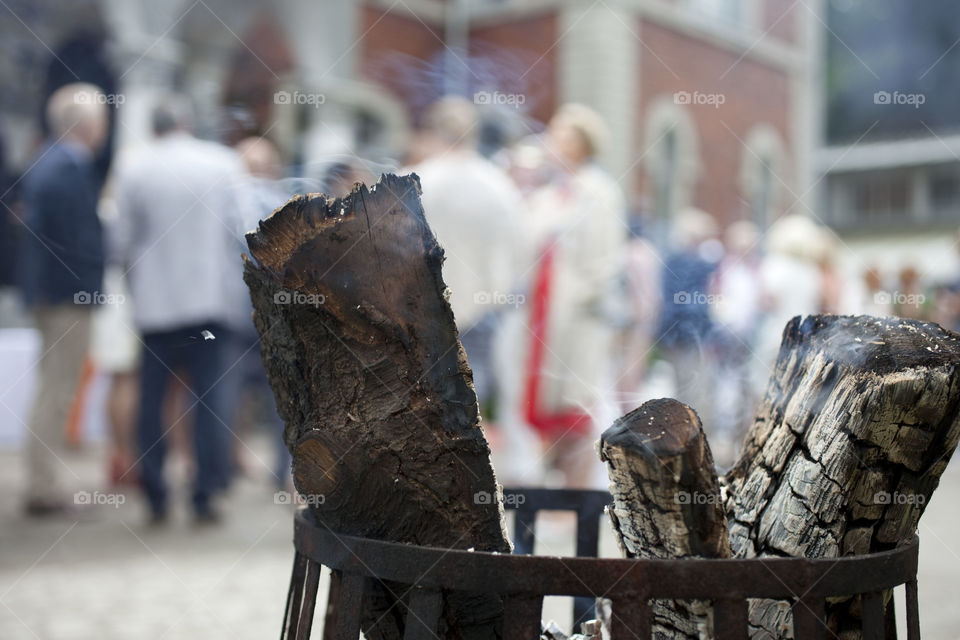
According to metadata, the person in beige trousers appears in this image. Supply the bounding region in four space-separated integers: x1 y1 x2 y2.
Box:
19 83 109 516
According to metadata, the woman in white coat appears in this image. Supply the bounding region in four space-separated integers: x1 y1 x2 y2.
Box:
498 104 627 487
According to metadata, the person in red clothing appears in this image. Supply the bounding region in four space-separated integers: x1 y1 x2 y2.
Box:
514 104 628 487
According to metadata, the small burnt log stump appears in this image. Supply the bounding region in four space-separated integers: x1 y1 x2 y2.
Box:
243 174 511 640
600 398 731 638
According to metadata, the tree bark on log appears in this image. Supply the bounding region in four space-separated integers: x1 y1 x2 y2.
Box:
599 398 731 638
724 315 960 638
243 174 511 640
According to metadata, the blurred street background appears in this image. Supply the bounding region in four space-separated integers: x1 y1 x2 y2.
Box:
1 0 959 638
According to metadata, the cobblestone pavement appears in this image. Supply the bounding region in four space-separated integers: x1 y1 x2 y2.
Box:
0 436 958 639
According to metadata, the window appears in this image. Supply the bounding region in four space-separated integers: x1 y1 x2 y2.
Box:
654 127 678 220
848 171 910 222
643 96 700 223
750 156 775 227
930 168 960 218
687 0 743 28
826 164 960 229
739 125 787 228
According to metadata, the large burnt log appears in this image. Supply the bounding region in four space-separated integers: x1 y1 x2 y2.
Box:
243 174 510 639
724 315 960 638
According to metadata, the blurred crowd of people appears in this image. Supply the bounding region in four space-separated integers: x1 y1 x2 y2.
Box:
5 84 301 523
3 83 960 523
409 97 960 487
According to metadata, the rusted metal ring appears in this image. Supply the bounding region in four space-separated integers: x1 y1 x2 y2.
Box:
292 508 918 601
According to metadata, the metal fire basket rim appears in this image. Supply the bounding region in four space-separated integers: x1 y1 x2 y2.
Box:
291 489 920 602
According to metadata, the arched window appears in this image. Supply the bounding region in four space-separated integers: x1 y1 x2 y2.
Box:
751 154 776 226
654 127 678 221
643 96 700 222
739 125 788 228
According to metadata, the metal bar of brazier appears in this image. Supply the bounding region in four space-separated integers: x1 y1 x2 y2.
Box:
283 488 921 639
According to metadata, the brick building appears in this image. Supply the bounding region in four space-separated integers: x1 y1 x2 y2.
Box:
0 0 818 230
356 0 818 229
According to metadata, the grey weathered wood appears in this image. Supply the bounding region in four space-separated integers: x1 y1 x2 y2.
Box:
599 398 731 638
724 315 960 638
243 174 511 639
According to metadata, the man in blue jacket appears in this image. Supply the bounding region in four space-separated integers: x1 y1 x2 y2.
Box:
20 83 108 516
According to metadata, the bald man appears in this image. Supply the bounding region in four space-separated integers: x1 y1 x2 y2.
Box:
20 83 109 516
410 97 521 409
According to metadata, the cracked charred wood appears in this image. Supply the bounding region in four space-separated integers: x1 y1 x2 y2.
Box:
599 398 731 638
724 315 960 638
243 173 511 640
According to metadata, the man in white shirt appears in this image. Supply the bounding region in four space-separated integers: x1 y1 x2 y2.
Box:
412 97 521 407
112 97 246 524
